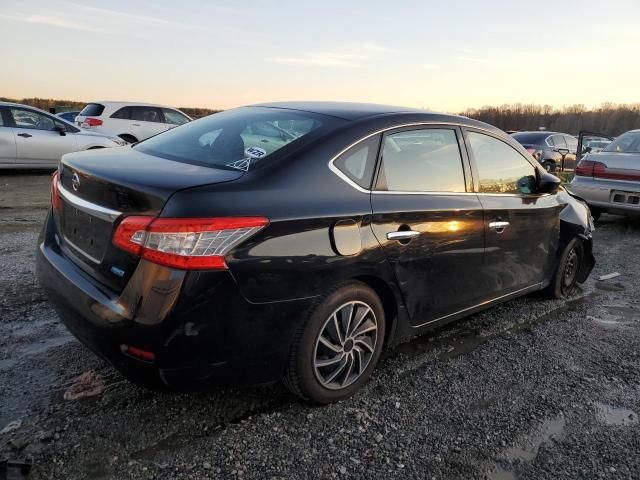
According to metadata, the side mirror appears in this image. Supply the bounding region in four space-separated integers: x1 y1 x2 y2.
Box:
54 124 67 136
538 171 561 194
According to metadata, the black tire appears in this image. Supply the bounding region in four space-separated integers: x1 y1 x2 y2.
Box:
544 237 584 299
118 134 138 144
589 207 602 222
543 161 556 173
284 281 385 404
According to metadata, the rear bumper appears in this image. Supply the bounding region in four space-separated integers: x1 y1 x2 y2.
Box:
569 176 640 215
36 212 314 389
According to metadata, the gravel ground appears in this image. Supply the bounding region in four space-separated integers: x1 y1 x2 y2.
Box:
1 172 639 480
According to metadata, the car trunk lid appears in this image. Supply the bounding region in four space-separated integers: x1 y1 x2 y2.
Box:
56 147 244 290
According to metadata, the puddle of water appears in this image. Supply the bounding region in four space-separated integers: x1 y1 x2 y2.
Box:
503 415 566 462
594 402 639 426
131 432 181 460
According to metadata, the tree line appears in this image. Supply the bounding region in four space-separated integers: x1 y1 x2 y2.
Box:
0 97 221 119
461 103 640 137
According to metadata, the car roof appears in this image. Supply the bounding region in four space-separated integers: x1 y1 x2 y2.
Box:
251 101 427 121
88 101 179 109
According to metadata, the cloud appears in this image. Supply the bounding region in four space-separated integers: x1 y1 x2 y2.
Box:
265 52 363 68
423 63 440 70
66 3 199 29
0 13 105 32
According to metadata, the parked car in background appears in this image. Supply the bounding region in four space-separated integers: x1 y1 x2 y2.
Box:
570 129 640 220
582 137 612 154
0 102 126 169
75 102 192 144
56 111 80 123
38 102 595 404
511 131 578 172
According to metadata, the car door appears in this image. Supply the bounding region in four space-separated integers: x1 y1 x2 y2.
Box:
463 129 562 297
369 126 486 326
129 106 166 140
9 107 77 166
0 108 17 165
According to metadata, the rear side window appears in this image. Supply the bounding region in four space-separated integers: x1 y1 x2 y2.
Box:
130 107 163 123
565 136 578 150
467 131 537 194
111 107 131 119
135 107 334 171
333 135 380 189
162 108 190 126
551 135 567 148
376 128 466 192
79 103 105 117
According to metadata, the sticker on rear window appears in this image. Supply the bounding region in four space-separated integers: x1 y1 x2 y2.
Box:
226 158 251 171
245 146 267 159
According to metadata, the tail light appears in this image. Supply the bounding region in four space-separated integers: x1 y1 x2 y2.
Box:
51 170 62 211
84 118 103 127
113 216 269 270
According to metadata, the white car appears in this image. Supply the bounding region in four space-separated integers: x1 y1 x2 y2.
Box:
0 102 127 169
75 101 192 144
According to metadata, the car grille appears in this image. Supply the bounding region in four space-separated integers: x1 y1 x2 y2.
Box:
61 199 113 263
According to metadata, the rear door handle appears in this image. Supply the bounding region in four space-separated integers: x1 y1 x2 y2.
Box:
489 221 510 233
132 123 141 127
387 230 420 241
17 133 32 138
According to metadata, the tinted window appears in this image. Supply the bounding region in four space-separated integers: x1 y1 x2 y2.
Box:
10 108 56 131
0 111 4 127
511 132 548 145
135 107 331 170
130 107 162 123
467 131 537 194
377 128 466 192
604 131 640 153
333 135 380 189
111 107 131 119
79 103 105 116
162 108 190 126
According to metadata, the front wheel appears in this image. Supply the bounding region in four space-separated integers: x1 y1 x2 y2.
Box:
284 282 385 404
544 238 584 299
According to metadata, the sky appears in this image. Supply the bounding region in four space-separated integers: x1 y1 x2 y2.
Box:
1 0 639 112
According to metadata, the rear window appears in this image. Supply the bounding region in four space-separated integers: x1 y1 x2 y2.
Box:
135 107 334 171
511 132 548 145
79 103 105 117
604 131 640 153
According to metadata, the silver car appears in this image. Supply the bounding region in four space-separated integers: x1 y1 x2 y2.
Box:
0 102 127 169
570 129 640 219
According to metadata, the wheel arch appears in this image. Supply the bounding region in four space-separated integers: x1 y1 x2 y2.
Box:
352 274 400 348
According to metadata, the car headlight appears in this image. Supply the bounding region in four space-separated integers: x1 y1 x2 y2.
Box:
110 137 128 146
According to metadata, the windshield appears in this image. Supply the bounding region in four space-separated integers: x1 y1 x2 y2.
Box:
603 131 640 153
135 107 332 170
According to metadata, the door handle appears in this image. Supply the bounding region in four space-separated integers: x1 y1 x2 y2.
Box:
387 230 420 241
17 133 32 138
132 123 141 127
489 221 510 234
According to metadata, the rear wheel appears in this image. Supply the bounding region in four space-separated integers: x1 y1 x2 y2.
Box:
284 282 385 404
544 237 584 299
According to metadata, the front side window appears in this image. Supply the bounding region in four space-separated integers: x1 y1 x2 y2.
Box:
10 108 56 131
162 109 190 126
377 128 466 192
467 131 537 194
135 107 333 171
551 135 567 148
130 107 162 123
333 134 380 189
565 136 578 150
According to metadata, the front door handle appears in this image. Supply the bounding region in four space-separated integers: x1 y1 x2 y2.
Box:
489 221 510 234
17 133 32 138
387 230 420 241
132 123 141 127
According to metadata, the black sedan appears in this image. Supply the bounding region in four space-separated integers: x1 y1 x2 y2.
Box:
37 102 595 403
511 131 579 172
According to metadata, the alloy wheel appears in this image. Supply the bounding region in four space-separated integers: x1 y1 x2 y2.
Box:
563 248 579 288
313 301 378 390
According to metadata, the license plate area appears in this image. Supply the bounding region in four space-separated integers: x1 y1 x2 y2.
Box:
61 202 113 263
